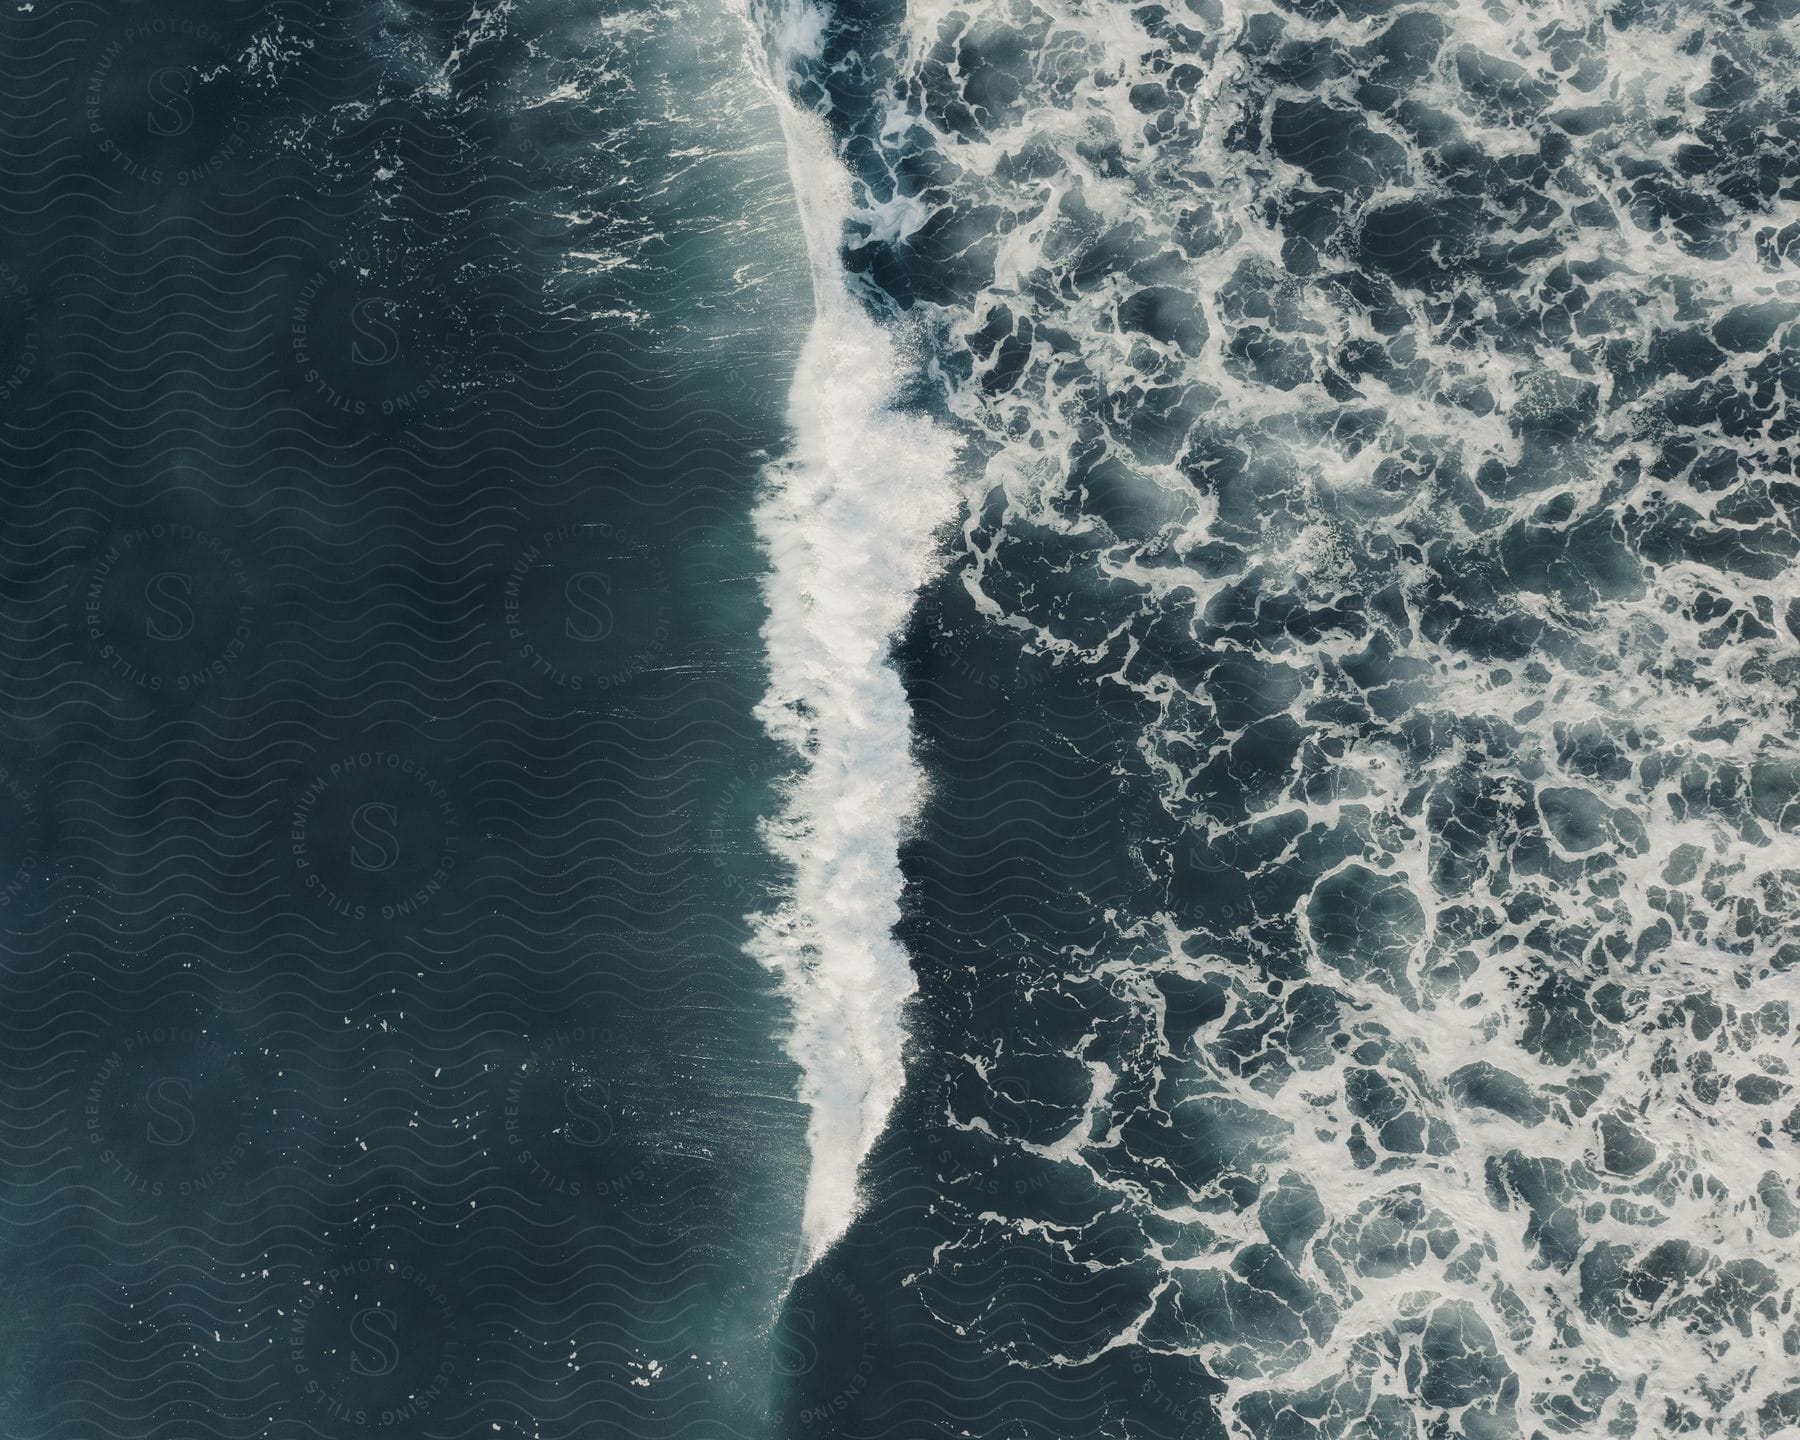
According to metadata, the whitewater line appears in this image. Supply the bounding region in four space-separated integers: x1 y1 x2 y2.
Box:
734 0 961 1274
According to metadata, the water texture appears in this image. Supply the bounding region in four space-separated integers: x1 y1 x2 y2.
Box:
756 0 1800 1435
0 0 822 1433
2 0 1796 1436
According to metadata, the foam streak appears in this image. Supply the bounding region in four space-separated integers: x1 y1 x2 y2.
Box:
734 0 959 1274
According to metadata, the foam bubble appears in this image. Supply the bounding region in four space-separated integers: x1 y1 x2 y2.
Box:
733 0 961 1273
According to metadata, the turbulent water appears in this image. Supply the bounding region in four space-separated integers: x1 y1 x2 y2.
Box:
2 0 1796 1434
751 0 1800 1436
736 27 961 1269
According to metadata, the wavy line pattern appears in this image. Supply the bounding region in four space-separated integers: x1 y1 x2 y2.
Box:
0 0 820 1434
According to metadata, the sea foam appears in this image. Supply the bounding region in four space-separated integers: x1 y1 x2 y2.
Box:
734 0 960 1273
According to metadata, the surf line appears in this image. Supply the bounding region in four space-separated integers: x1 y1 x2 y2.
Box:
733 0 960 1277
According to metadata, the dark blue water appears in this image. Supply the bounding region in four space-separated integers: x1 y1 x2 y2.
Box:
0 0 820 1434
6 0 1800 1436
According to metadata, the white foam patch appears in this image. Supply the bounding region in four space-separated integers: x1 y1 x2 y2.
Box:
840 0 1800 1429
732 0 961 1274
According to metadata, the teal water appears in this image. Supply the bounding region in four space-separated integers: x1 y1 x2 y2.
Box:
0 0 818 1433
4 0 1799 1436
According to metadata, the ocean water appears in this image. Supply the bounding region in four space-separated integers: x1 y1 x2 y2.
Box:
3 0 1798 1436
0 0 821 1432
751 0 1800 1436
